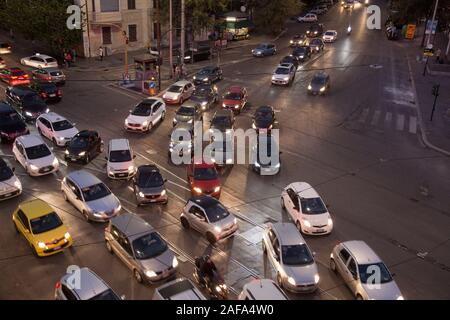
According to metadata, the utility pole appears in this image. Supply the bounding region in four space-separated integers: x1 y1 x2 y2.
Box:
426 0 439 47
169 0 173 78
181 0 185 66
430 84 440 121
123 30 129 81
156 0 161 91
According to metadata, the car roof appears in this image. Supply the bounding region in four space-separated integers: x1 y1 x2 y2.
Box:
244 279 288 300
109 138 130 151
228 86 244 92
137 164 160 175
199 66 215 71
10 85 34 92
61 268 111 300
173 80 191 86
277 64 292 69
67 170 102 188
110 212 154 239
325 30 337 33
16 135 45 148
271 223 306 246
342 241 382 265
189 195 220 208
19 199 53 219
172 122 193 131
213 109 233 117
180 101 199 108
313 72 328 79
141 97 161 105
39 112 67 123
41 67 61 72
290 182 320 198
155 278 206 300
31 53 53 59
76 130 97 137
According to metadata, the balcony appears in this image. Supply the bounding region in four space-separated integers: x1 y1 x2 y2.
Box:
90 11 122 25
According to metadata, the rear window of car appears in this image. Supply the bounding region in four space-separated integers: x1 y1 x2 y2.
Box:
45 58 57 63
12 70 26 76
50 71 62 76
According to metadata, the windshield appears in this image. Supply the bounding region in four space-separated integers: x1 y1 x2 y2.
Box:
325 32 335 36
205 202 230 223
132 232 168 260
300 197 327 214
193 88 210 97
193 167 218 181
52 120 73 132
23 94 44 104
177 106 195 116
25 144 51 160
30 212 63 235
282 244 314 266
256 44 267 49
255 108 272 120
82 183 111 202
50 71 62 76
89 289 120 300
138 172 164 188
312 76 326 85
70 136 88 148
198 69 212 75
168 85 183 93
0 165 13 181
0 111 22 125
358 263 393 284
275 68 289 75
212 116 231 128
109 150 132 163
224 92 241 100
39 83 57 91
132 101 155 116
11 70 26 76
294 48 307 55
311 39 322 45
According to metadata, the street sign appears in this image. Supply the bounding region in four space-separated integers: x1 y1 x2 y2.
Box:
405 24 416 40
425 20 438 35
423 47 434 57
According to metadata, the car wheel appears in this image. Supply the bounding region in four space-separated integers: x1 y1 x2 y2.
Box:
276 273 283 288
281 197 286 210
82 211 91 222
206 232 217 245
106 240 113 254
134 269 144 284
330 258 337 272
180 217 190 229
147 122 153 133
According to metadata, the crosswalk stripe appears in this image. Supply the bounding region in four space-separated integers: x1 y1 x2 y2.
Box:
371 110 381 126
409 116 417 134
358 108 370 123
396 114 405 131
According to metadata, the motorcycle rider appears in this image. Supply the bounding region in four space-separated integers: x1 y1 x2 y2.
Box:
195 255 218 286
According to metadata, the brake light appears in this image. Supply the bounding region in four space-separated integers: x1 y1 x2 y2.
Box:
24 74 29 79
46 76 52 81
55 281 60 289
41 92 47 98
11 76 17 80
57 90 62 96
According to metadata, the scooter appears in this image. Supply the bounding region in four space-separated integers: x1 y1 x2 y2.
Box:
193 265 228 300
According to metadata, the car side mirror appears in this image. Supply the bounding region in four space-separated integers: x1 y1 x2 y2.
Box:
164 179 168 183
313 251 317 257
391 273 396 277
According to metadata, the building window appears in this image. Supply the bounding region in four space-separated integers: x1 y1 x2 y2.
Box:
128 0 136 10
100 0 119 12
92 0 96 12
153 22 160 40
102 27 112 45
128 25 137 42
153 0 157 9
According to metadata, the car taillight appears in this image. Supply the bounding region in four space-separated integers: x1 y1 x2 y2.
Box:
57 90 62 96
41 92 47 98
24 74 29 79
11 76 17 80
46 76 52 81
55 281 60 289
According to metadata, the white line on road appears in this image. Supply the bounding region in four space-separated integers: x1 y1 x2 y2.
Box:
117 196 137 208
166 188 187 203
409 116 418 134
103 84 142 100
167 180 191 192
396 114 405 131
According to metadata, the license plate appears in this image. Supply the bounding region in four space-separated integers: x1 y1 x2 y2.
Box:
53 246 61 251
43 168 50 172
118 173 127 177
49 94 56 97
316 229 324 233
4 193 12 198
70 157 77 161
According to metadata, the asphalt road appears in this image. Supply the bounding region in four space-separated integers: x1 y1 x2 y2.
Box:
0 1 449 300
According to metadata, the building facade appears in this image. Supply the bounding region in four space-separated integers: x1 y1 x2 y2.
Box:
75 0 161 57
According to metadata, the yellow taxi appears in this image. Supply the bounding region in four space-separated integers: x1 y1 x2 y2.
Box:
12 199 73 257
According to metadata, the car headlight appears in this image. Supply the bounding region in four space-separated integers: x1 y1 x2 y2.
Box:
274 162 281 168
172 257 179 268
304 220 312 228
290 40 293 44
300 55 304 58
145 270 157 278
142 121 148 127
225 129 232 134
37 242 46 249
64 232 71 240
254 161 260 167
252 123 256 129
163 93 168 99
14 180 22 190
139 192 145 198
222 103 226 108
272 75 276 80
161 189 166 196
116 204 122 212
397 295 404 300
187 119 193 124
214 226 222 233
234 218 238 225
65 150 69 155
45 108 50 113
234 104 240 109
193 76 196 80
78 151 86 156
320 87 326 92
288 277 296 285
25 112 33 117
58 136 65 141
173 118 177 124
193 187 202 194
283 76 290 81
29 164 39 171
52 158 59 166
128 165 135 172
201 101 207 107
308 85 312 90
328 218 333 226
314 274 320 284
203 78 209 82
125 119 129 125
214 186 221 193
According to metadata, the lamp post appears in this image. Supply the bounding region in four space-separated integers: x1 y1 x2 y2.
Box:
122 30 129 81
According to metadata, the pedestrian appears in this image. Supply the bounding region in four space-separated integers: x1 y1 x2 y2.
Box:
66 52 72 67
63 50 68 68
98 46 104 61
175 65 181 81
71 48 77 63
435 48 442 63
181 63 187 79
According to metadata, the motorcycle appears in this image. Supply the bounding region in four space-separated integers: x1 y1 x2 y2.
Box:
193 260 228 300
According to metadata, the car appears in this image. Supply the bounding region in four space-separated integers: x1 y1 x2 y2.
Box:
29 81 62 103
330 241 404 300
31 67 66 86
308 72 330 95
0 42 12 54
65 130 103 164
105 212 178 284
306 23 324 37
106 139 136 180
153 278 207 300
172 101 203 127
180 195 238 244
0 102 29 143
310 7 327 15
209 109 235 135
0 158 22 201
291 46 312 63
5 85 49 122
0 57 6 69
125 97 166 133
12 135 59 176
133 165 168 205
252 43 277 57
323 30 338 42
343 0 355 9
309 38 325 53
20 53 58 69
168 123 194 160
238 279 288 300
55 267 122 300
189 84 218 111
252 105 276 132
36 112 79 147
280 55 299 69
162 80 195 104
187 158 221 199
192 66 223 85
251 134 281 176
12 199 73 257
281 182 333 235
289 34 308 47
222 86 248 114
0 68 30 86
262 222 319 293
297 13 318 23
61 170 121 222
271 64 296 86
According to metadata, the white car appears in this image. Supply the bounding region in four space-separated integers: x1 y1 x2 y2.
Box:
162 80 195 104
20 54 58 69
0 158 22 201
281 182 333 235
238 279 288 300
262 223 319 293
297 13 318 23
12 135 59 176
36 112 79 147
330 241 404 300
124 97 166 133
271 63 296 86
251 134 281 176
106 139 136 180
323 30 338 42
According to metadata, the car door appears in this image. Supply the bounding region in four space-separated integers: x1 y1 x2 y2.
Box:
41 118 53 140
152 102 162 123
14 141 27 168
285 189 299 221
119 235 137 270
337 247 351 278
188 205 206 232
266 230 281 270
346 257 359 293
16 209 33 243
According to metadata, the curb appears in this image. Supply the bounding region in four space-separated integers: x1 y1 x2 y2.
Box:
406 54 450 157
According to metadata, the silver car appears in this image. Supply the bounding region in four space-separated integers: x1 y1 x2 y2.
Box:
55 267 122 300
180 195 238 244
262 223 319 293
172 101 203 127
271 63 296 86
330 241 404 300
153 277 206 300
61 170 121 222
105 212 178 284
32 67 66 85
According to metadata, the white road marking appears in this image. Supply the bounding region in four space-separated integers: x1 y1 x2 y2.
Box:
409 116 418 134
167 180 191 192
117 196 137 208
166 188 186 203
371 110 381 126
396 114 405 131
358 108 370 123
103 84 142 100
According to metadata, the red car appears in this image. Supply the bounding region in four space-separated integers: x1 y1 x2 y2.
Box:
187 159 221 199
222 86 248 114
0 68 30 86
